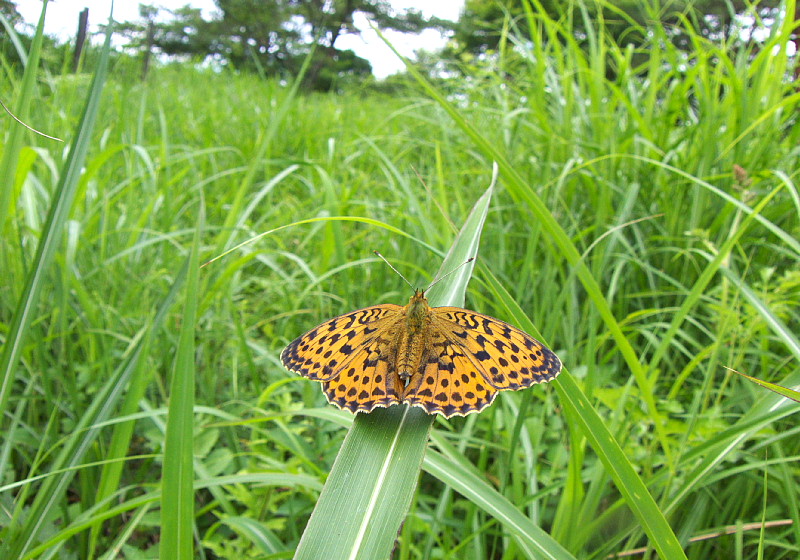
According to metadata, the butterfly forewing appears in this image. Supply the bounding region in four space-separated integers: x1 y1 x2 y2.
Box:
432 308 562 390
281 304 403 381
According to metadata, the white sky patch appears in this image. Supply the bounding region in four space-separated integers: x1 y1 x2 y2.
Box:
16 0 464 79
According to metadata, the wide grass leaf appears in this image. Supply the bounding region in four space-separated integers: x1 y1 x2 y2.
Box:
294 183 493 559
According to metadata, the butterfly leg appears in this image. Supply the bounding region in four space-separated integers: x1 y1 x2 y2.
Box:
401 368 423 399
386 368 405 403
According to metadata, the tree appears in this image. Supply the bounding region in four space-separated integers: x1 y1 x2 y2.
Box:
1 1 71 73
116 5 219 63
116 0 449 90
449 0 784 56
290 0 451 89
211 0 301 73
0 0 21 26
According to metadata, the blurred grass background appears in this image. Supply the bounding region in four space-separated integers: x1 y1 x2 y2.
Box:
1 1 799 558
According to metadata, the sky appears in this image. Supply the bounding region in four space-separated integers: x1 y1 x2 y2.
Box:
16 0 464 78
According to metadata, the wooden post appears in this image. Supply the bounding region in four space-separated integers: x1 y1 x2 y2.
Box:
72 8 89 73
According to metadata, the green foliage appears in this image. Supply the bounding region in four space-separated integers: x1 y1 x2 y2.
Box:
1 1 799 558
112 0 444 90
450 0 784 58
0 0 20 24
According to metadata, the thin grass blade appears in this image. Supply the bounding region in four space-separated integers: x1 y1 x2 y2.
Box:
379 25 674 465
726 370 800 404
0 1 48 230
0 0 50 424
159 209 202 558
481 270 689 559
385 40 689 560
647 186 783 373
425 437 576 560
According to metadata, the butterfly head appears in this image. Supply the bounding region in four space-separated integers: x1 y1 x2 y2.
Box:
408 289 429 309
405 289 431 332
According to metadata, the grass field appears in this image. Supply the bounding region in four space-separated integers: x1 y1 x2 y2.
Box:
1 3 800 559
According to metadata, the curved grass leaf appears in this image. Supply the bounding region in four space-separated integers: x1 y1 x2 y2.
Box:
0 8 117 559
480 270 691 558
425 436 576 560
386 57 690 560
294 182 494 560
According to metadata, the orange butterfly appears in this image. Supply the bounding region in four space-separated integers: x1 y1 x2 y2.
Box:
281 284 561 418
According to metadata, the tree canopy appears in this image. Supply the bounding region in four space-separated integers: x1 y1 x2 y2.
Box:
450 0 786 56
8 1 796 86
115 0 449 90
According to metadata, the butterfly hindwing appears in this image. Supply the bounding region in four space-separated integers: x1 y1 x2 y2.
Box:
321 337 405 413
404 330 498 417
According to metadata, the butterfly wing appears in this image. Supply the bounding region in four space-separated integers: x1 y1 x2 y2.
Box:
403 330 499 417
431 307 562 390
281 304 402 381
320 337 406 414
281 304 407 413
282 299 561 417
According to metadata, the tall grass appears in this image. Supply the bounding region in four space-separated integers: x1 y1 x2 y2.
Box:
1 1 798 558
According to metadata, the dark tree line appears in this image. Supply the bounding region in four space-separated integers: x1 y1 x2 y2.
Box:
450 0 787 55
4 1 796 88
115 0 449 90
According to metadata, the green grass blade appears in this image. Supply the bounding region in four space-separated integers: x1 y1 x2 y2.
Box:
14 256 188 558
719 265 800 362
381 28 673 464
387 39 688 560
0 13 115 559
0 1 51 422
0 1 48 230
212 43 317 257
727 370 800 404
294 406 435 560
159 209 202 558
6 263 190 560
88 332 155 556
294 183 494 560
218 516 285 554
662 373 800 515
480 270 689 560
647 186 783 373
425 437 575 560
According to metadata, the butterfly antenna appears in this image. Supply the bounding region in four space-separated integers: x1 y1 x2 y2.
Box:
425 257 476 292
373 251 414 289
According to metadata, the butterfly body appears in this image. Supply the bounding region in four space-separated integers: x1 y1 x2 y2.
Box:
397 291 431 381
281 290 561 418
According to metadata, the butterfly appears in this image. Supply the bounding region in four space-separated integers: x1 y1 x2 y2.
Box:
281 287 561 418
